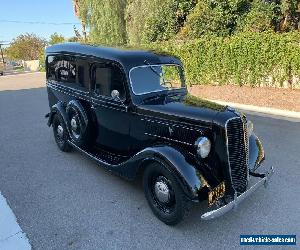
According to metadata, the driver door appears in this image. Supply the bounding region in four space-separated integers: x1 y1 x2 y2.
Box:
90 62 131 154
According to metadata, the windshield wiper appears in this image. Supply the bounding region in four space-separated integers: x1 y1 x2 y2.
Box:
142 92 168 104
144 60 163 77
144 60 168 86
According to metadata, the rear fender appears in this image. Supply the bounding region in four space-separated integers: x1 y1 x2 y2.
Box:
47 102 70 134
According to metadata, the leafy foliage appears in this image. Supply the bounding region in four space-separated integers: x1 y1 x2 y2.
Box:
149 32 300 88
179 0 251 38
6 33 47 61
73 0 300 88
49 33 65 45
124 0 196 44
237 0 277 32
76 0 127 45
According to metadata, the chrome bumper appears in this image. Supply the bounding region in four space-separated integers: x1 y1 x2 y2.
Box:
201 166 275 220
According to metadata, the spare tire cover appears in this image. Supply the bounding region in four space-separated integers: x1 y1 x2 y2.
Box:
66 100 89 147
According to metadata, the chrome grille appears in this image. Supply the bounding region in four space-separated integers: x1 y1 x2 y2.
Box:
241 115 249 167
226 117 249 193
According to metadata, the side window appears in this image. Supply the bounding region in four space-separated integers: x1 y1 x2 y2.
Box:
93 64 125 100
47 55 89 91
76 59 89 90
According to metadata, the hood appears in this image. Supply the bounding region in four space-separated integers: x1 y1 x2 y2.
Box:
137 94 238 127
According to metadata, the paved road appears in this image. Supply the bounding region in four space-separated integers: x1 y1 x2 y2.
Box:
0 73 299 250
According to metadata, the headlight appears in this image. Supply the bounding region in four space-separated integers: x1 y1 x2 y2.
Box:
195 137 211 158
247 120 254 135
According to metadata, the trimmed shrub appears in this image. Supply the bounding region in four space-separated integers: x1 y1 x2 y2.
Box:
149 32 300 88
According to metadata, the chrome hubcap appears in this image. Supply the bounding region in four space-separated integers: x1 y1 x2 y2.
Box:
71 117 78 131
154 179 170 203
57 125 64 138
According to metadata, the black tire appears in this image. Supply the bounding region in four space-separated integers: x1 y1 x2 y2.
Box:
143 162 192 225
66 101 90 147
52 113 71 152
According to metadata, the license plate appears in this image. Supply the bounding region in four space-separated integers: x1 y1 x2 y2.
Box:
208 181 225 207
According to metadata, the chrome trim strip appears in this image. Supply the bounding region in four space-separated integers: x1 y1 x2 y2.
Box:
142 117 203 133
47 80 89 94
201 166 275 220
144 132 194 146
47 82 90 102
136 110 211 130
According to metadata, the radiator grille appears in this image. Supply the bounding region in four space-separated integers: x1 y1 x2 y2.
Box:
226 117 249 193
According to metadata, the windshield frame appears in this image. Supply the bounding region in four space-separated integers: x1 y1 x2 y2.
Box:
129 63 186 96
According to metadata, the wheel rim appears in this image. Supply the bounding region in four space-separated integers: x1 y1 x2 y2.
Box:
54 120 65 145
150 175 176 214
154 176 171 203
70 115 81 139
57 125 64 138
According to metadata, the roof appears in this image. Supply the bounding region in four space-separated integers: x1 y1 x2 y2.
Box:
45 43 182 70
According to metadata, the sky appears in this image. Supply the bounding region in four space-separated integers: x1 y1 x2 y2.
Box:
0 0 81 44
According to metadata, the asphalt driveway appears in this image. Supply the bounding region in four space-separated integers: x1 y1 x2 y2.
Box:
0 73 299 249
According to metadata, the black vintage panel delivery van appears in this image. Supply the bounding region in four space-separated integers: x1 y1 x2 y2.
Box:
45 43 274 225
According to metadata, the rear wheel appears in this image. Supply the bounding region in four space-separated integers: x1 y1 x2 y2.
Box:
52 113 71 152
143 162 191 225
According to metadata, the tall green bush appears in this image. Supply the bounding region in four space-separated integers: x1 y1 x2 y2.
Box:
150 32 300 88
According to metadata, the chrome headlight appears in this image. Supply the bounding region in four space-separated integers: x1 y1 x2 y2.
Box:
195 137 211 158
247 120 254 135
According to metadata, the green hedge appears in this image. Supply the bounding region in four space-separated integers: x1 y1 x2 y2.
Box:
150 32 300 88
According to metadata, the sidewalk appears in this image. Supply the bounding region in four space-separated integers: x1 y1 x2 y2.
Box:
189 85 300 112
0 192 31 250
209 99 300 120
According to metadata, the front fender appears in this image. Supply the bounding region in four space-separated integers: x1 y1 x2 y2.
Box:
131 146 208 200
249 133 265 171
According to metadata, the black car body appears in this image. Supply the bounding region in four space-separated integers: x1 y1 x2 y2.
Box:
45 43 274 225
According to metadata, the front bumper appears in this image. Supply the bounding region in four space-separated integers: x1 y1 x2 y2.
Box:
201 166 275 220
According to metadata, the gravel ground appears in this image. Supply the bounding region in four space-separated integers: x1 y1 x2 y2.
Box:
189 85 300 112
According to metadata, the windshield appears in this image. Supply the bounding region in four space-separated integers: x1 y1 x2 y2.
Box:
130 64 185 95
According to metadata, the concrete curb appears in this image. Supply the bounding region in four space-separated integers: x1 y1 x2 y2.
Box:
1 71 44 78
208 99 300 119
0 192 31 249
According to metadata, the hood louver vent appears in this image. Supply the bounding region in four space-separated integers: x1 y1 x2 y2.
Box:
145 119 201 146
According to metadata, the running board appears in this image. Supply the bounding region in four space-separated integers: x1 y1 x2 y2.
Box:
68 141 129 166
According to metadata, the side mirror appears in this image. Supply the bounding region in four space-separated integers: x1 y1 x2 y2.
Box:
111 89 121 101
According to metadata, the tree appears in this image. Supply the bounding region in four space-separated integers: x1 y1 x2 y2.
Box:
75 0 127 45
180 0 251 38
238 0 276 32
126 0 197 44
278 0 300 31
49 33 65 45
6 33 47 61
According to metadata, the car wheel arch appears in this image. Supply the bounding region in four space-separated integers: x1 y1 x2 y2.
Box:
134 146 206 201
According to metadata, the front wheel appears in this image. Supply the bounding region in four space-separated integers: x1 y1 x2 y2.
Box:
143 162 192 225
52 113 71 152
